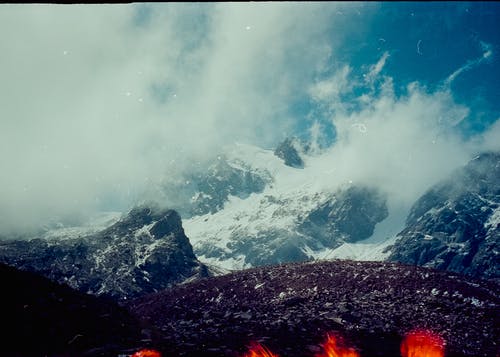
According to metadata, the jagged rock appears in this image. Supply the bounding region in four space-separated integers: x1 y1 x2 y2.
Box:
149 210 184 238
191 157 272 216
274 137 305 168
299 186 388 246
166 156 273 218
388 152 500 279
0 206 208 301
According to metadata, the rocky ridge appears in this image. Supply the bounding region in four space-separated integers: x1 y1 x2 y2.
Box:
0 205 208 301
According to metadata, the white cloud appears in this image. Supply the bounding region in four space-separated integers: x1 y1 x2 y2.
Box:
444 40 494 86
0 3 355 234
308 55 478 207
329 85 472 204
305 50 495 208
478 118 500 152
0 3 496 236
365 51 389 84
309 65 352 102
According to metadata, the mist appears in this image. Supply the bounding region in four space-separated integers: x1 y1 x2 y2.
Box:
308 51 500 209
0 3 498 235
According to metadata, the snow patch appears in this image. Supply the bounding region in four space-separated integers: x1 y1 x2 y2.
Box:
485 207 500 231
42 211 121 240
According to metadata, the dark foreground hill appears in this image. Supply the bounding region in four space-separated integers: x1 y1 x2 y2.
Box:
0 263 148 357
129 260 499 357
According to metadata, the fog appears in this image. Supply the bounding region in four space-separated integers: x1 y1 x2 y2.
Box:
0 3 498 235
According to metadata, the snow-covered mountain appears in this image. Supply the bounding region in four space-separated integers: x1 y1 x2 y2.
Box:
183 141 397 270
0 205 208 300
388 152 500 279
1 140 497 298
180 142 498 280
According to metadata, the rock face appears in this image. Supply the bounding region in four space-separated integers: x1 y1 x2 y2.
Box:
299 186 388 247
388 152 500 280
188 157 273 216
190 184 389 269
162 154 273 219
0 206 208 301
129 260 499 357
274 137 305 168
1 263 145 357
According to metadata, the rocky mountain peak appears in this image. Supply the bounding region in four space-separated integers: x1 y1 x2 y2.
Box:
0 206 208 300
299 186 389 247
106 205 155 235
274 137 305 168
388 151 500 279
149 210 183 238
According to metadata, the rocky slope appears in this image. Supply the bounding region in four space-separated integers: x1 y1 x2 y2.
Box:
1 263 147 357
388 152 500 279
0 205 208 301
187 156 273 217
129 260 499 357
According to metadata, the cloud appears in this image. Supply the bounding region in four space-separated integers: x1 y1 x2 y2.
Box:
306 55 495 208
309 65 352 103
477 117 500 152
364 51 389 84
444 40 494 86
1 3 497 236
0 3 358 234
329 85 472 204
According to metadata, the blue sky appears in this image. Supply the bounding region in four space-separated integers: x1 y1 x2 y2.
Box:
0 3 499 233
290 2 500 141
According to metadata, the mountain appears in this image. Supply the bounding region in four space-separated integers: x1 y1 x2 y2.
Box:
181 144 498 280
0 205 208 301
2 142 497 298
183 143 392 270
159 153 273 219
129 260 500 357
298 185 388 246
387 152 500 280
186 155 273 217
0 262 147 357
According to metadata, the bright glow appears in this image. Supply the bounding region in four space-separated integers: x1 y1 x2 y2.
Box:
400 329 445 357
315 333 360 357
242 342 279 357
131 349 162 357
